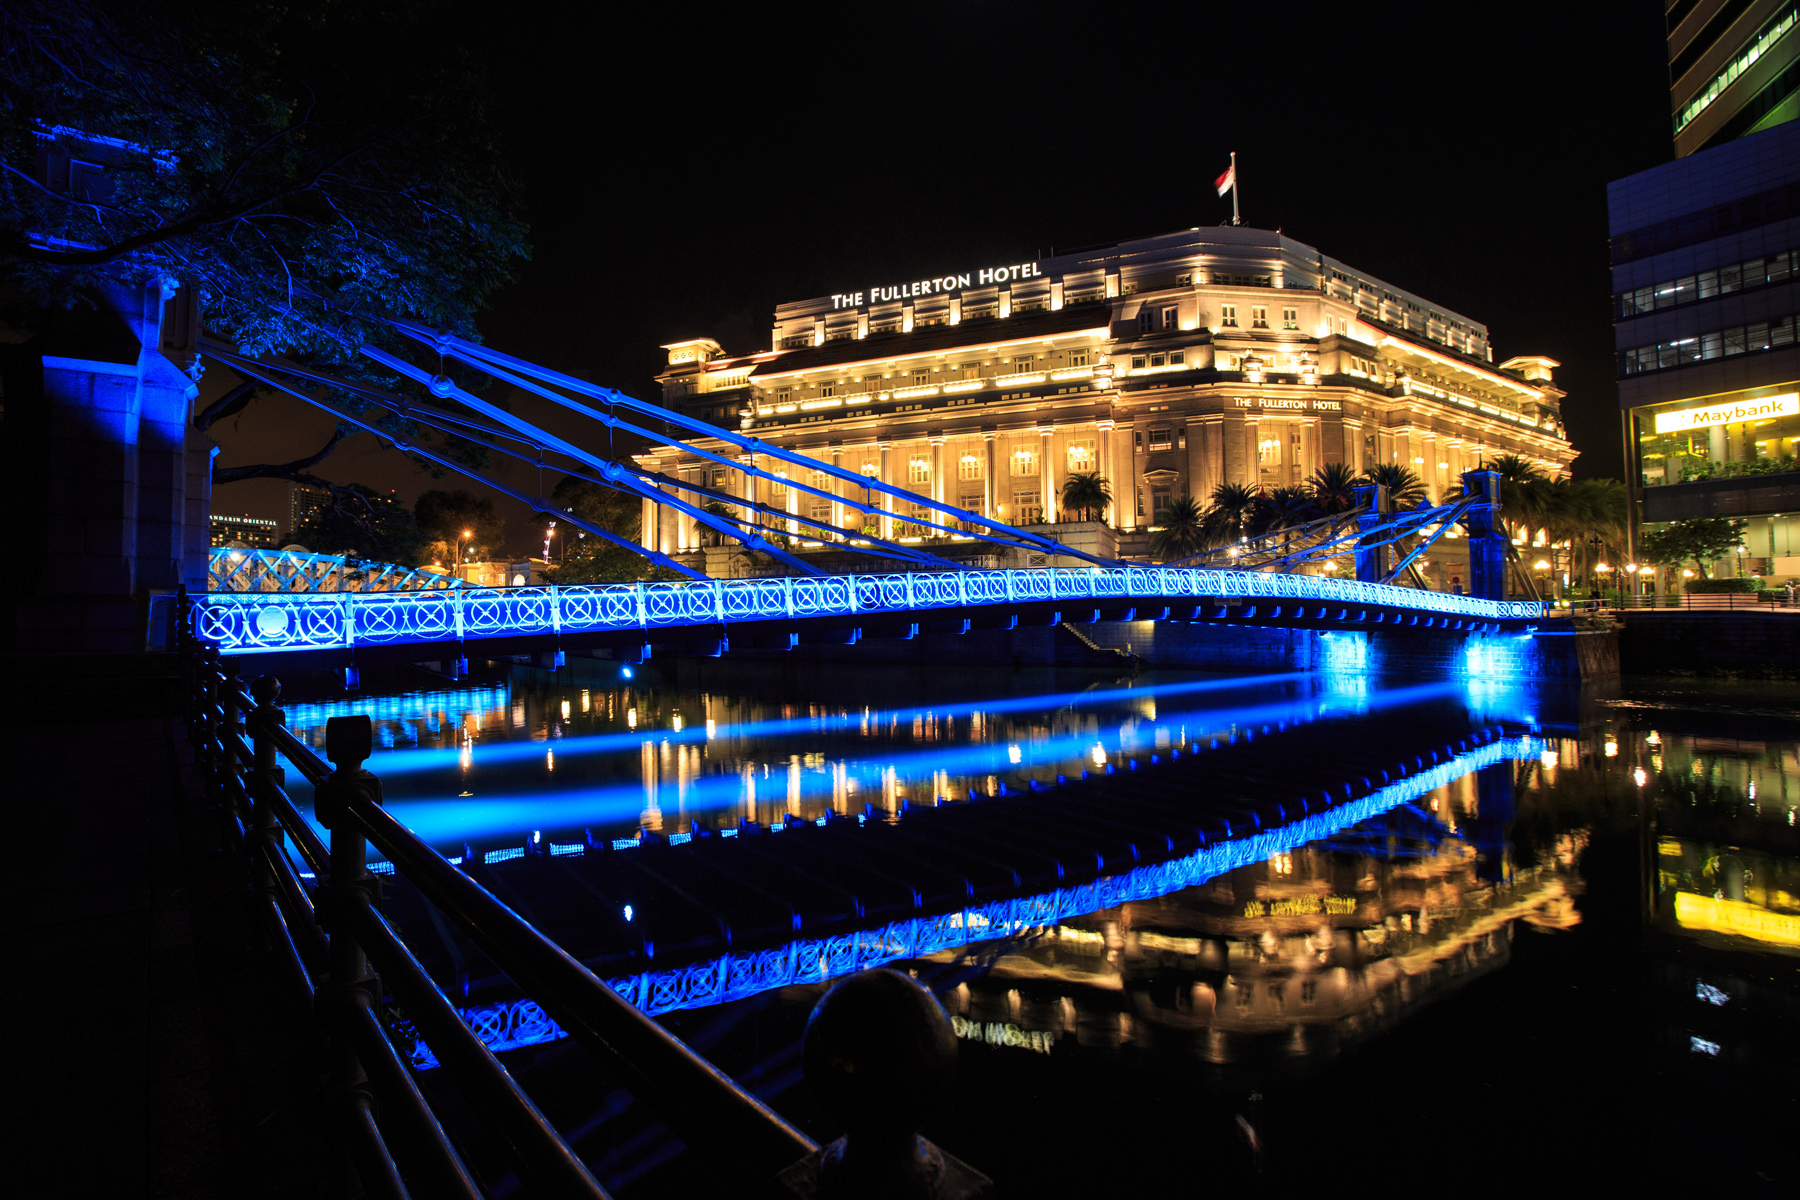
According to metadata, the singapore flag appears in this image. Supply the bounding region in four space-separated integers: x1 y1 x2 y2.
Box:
1214 161 1236 196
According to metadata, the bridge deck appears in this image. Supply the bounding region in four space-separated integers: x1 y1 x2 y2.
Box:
374 708 1525 1010
195 567 1544 670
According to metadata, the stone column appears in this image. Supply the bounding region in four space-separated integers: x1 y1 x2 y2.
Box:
878 441 894 540
1193 415 1223 503
1243 417 1261 490
983 431 997 519
930 434 946 507
1222 409 1247 491
1039 425 1055 521
1319 413 1346 467
830 444 845 535
1096 418 1116 522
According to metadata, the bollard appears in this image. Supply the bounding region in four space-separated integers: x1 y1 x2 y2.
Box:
779 968 990 1198
316 715 385 1190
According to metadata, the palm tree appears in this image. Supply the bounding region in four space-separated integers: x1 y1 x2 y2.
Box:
1151 495 1208 561
1060 472 1113 523
1205 482 1258 545
1249 485 1317 544
698 501 736 547
1359 463 1429 509
1308 462 1360 517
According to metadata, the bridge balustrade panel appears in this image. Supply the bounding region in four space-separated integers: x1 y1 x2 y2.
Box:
192 568 1545 655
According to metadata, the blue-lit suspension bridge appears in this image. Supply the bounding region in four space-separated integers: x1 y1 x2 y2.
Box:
193 325 1539 673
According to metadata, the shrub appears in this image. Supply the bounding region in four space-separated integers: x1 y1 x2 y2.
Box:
1684 577 1759 594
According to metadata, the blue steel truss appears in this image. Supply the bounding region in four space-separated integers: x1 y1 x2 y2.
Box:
192 565 1545 655
401 733 1544 1068
208 547 466 593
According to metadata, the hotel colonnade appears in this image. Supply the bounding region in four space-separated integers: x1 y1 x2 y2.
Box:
646 225 1576 577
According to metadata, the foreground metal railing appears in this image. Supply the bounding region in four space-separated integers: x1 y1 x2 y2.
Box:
178 595 821 1197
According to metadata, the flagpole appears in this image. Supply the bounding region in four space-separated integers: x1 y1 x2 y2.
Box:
1231 151 1240 226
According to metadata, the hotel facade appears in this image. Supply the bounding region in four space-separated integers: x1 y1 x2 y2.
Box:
648 225 1575 580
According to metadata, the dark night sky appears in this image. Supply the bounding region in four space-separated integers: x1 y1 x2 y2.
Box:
210 1 1674 555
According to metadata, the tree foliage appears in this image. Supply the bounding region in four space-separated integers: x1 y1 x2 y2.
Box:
539 474 663 584
2 0 529 486
1060 471 1112 522
1151 495 1208 561
1638 517 1748 579
414 489 504 563
2 0 528 358
289 485 423 563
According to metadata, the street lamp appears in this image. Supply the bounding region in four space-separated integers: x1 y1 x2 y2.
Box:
456 528 473 576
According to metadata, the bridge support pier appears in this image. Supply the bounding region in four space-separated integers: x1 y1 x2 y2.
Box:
1458 470 1507 603
1353 483 1392 584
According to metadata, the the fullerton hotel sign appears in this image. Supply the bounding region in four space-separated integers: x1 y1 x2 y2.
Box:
831 261 1045 309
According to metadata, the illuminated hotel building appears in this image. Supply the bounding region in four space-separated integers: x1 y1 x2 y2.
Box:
650 225 1574 578
1612 4 1800 588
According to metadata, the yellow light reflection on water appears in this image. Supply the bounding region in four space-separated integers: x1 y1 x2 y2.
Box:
1673 892 1800 948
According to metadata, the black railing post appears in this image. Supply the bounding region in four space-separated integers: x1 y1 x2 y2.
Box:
247 676 290 942
316 714 401 1198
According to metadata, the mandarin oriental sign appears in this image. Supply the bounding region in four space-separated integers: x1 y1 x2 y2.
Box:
832 261 1044 309
1653 393 1796 433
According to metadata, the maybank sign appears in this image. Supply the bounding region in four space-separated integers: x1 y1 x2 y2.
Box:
832 261 1044 309
1653 393 1797 433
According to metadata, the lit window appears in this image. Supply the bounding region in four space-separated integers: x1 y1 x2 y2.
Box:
1069 349 1090 368
1011 447 1039 477
907 458 931 484
1067 439 1096 471
958 453 983 480
1282 307 1298 330
1148 428 1173 451
1252 307 1268 329
1221 305 1238 327
771 472 789 500
1012 489 1042 522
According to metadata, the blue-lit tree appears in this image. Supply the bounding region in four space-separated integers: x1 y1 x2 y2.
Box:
1 0 530 491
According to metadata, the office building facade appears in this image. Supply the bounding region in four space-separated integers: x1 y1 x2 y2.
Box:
649 225 1574 580
1611 5 1800 589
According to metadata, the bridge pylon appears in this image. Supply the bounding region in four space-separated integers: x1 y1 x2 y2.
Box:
1458 470 1507 603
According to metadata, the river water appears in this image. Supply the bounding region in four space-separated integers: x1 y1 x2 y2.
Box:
274 661 1800 1194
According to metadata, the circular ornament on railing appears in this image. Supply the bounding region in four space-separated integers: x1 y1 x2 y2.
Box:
255 605 291 639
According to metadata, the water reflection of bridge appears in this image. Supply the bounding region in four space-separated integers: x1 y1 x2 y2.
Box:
368 708 1542 1063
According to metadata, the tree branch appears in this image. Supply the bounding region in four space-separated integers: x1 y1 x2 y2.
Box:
192 380 258 431
211 426 351 486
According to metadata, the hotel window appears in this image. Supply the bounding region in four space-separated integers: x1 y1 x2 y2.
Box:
958 453 983 480
809 469 829 490
776 389 792 405
1163 305 1179 330
1282 307 1298 330
1252 307 1268 329
1069 349 1089 368
1013 355 1035 373
710 468 727 488
1221 305 1238 327
809 496 831 521
1150 353 1165 368
1148 428 1173 451
960 492 983 518
1170 350 1186 366
1011 447 1039 477
912 368 929 387
1152 487 1173 522
821 383 836 397
771 473 789 501
1012 489 1042 523
1131 355 1147 371
1138 310 1154 333
907 458 931 485
1067 439 1096 471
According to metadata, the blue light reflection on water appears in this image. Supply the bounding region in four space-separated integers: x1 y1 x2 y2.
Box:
268 671 1526 853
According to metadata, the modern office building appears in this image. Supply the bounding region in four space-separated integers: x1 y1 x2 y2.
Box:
649 224 1575 581
288 483 332 539
1669 0 1800 159
1610 4 1800 590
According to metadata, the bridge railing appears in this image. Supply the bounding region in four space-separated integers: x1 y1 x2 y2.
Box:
178 596 820 1197
192 566 1548 655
